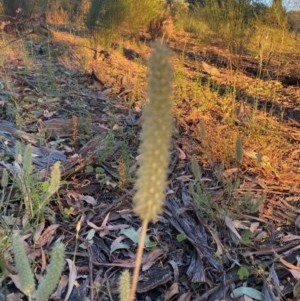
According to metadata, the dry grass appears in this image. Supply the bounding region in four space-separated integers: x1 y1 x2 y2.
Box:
1 24 298 190
79 28 297 186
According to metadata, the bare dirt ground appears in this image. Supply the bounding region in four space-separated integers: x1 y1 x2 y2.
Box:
0 26 299 301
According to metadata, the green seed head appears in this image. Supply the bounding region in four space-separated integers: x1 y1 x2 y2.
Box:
119 269 131 301
12 234 35 297
46 161 61 197
134 43 173 222
35 243 65 301
235 135 243 165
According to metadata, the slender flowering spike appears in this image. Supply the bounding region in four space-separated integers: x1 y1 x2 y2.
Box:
35 243 65 301
23 144 33 176
119 269 131 301
134 43 173 222
46 161 61 197
12 234 35 297
235 135 243 165
1 168 8 187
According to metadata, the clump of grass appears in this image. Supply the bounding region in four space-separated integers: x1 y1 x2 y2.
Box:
11 142 61 222
189 156 227 222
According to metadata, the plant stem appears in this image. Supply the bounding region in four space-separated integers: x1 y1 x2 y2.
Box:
128 218 149 301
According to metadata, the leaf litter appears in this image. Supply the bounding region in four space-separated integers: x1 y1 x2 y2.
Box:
0 26 299 301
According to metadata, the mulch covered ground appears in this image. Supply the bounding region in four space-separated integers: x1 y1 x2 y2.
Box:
0 27 299 301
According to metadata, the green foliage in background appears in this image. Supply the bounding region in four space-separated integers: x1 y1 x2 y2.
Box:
191 0 256 52
267 0 290 30
184 0 293 54
2 0 34 16
85 0 163 45
45 0 88 25
1 0 48 16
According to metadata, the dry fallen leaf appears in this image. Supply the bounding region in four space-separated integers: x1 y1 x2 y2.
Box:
40 246 46 274
7 273 27 296
64 259 77 301
110 235 129 254
282 234 300 242
279 256 300 272
249 222 260 233
206 226 224 257
225 216 242 241
43 109 55 118
78 194 97 205
52 275 69 300
35 224 60 248
164 283 179 300
142 249 164 271
67 190 97 205
295 216 300 228
6 292 24 301
223 168 239 178
33 219 45 242
86 220 129 238
289 269 300 280
176 146 186 160
177 292 193 301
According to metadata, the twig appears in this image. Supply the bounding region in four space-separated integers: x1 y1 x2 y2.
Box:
88 247 94 301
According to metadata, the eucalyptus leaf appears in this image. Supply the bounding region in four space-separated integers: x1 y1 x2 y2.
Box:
120 227 152 247
110 242 130 254
230 287 262 300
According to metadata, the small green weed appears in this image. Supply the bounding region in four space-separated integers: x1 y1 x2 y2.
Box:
11 142 61 223
189 157 227 222
237 266 250 280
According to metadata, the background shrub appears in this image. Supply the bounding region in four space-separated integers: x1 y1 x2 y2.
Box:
85 0 163 44
191 0 256 52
